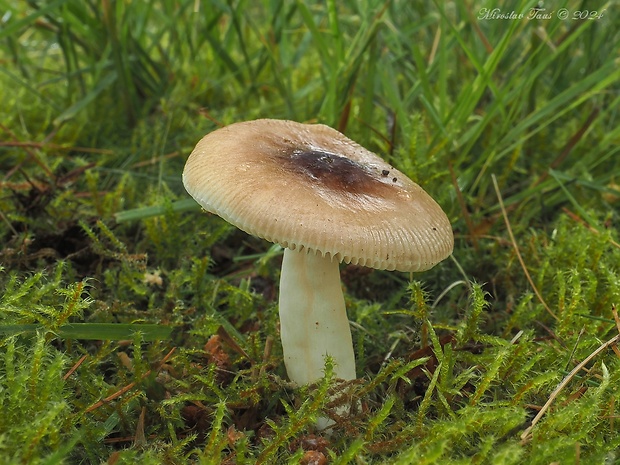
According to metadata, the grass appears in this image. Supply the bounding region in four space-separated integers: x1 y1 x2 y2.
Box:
1 0 619 463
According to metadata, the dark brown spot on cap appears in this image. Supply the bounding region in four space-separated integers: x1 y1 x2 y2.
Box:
280 149 393 196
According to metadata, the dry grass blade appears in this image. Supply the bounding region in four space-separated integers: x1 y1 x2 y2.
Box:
63 354 88 381
449 162 478 251
520 332 620 442
133 407 147 448
492 174 558 321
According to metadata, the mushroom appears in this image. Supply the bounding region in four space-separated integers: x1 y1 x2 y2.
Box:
183 119 453 421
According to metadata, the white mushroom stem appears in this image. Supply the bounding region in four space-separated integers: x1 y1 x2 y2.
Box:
279 248 356 386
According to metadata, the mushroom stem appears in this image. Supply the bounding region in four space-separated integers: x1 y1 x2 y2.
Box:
279 248 356 386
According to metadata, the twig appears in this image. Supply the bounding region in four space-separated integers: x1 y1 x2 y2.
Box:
84 347 176 413
492 174 558 321
63 354 88 380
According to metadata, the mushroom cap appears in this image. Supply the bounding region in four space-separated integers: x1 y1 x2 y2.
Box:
183 119 453 272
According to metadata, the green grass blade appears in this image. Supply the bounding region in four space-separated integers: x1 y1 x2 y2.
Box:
0 0 69 41
0 323 173 341
114 198 200 223
53 71 118 126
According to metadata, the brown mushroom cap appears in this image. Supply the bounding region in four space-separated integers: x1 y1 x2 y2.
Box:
183 119 453 271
